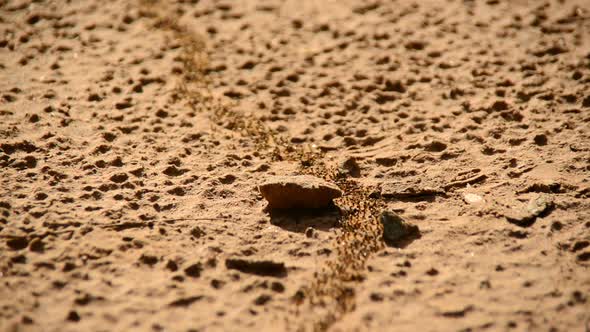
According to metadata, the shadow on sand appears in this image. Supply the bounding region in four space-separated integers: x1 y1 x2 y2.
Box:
266 205 342 233
383 232 421 249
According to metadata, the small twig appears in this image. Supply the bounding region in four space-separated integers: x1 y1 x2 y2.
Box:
443 174 488 191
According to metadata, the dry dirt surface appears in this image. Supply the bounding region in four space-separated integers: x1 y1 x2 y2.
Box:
1 0 590 331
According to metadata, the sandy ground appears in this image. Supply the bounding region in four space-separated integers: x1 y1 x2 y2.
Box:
1 0 590 331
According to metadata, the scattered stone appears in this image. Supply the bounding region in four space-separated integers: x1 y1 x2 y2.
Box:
505 195 553 227
527 195 550 216
380 211 420 245
225 258 287 277
463 193 484 204
339 157 361 178
381 181 444 199
258 175 342 209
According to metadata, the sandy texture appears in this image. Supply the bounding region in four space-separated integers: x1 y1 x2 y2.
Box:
1 0 590 331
